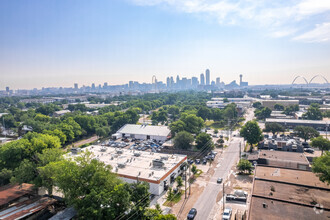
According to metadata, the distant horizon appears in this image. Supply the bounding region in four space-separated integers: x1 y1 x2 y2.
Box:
1 0 330 90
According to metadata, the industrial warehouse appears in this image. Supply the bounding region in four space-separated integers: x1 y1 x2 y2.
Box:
69 145 187 196
113 124 171 141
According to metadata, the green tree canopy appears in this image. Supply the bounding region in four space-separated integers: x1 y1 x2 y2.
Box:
195 132 213 150
255 107 272 120
312 152 330 184
237 159 253 174
264 123 285 136
274 104 284 111
240 121 263 150
303 104 323 120
310 136 330 155
173 131 194 150
294 126 319 142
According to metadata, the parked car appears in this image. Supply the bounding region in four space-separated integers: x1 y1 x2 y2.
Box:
187 208 197 220
304 148 314 153
188 159 194 164
195 159 201 164
202 159 207 165
222 207 232 220
217 178 223 184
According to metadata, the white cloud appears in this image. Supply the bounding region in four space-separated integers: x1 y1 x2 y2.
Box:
130 0 330 42
293 22 330 42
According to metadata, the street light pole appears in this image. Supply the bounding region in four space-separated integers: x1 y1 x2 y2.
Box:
223 183 225 213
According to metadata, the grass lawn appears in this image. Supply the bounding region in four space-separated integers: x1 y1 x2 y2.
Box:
205 120 224 129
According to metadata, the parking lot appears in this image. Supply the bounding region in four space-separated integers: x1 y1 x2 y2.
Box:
101 138 165 153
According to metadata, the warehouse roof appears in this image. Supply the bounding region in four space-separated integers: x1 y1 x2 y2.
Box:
266 118 329 125
117 124 171 137
0 184 35 207
68 145 186 184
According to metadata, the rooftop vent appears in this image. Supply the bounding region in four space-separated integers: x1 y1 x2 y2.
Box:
71 148 81 155
161 156 169 160
263 203 268 208
118 163 126 168
101 147 107 152
153 159 165 168
117 150 123 154
134 153 141 157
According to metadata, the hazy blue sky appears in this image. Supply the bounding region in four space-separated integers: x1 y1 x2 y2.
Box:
1 0 330 89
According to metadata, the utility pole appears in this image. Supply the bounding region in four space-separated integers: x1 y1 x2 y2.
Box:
189 164 191 195
184 164 187 199
239 142 241 159
223 183 225 213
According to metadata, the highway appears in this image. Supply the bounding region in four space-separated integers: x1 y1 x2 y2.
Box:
192 109 254 220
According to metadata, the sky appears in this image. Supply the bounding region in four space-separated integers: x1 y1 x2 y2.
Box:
0 0 330 90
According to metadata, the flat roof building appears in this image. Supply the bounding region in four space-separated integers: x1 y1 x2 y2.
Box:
248 150 310 170
265 118 330 131
69 145 187 195
248 166 330 220
261 100 299 110
114 124 171 141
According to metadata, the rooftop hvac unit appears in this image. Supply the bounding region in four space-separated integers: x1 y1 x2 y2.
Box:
71 148 81 155
153 159 165 168
134 153 141 157
101 147 107 152
118 163 126 168
117 150 123 154
161 156 168 160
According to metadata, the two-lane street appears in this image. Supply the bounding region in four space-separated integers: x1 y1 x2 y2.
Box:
191 108 255 220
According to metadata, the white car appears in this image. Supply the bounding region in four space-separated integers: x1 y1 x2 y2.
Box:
222 207 232 220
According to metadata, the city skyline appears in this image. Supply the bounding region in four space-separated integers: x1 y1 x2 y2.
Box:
1 0 330 89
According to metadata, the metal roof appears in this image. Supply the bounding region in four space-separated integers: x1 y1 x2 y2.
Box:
0 184 35 207
117 124 171 137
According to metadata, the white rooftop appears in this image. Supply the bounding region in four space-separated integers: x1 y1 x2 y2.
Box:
68 145 186 183
117 124 171 137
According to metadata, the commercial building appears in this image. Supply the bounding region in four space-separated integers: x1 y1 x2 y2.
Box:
0 184 57 219
265 118 329 131
114 124 171 141
69 145 187 195
247 150 310 170
258 136 305 153
53 110 71 117
205 69 210 85
261 100 299 110
248 166 330 220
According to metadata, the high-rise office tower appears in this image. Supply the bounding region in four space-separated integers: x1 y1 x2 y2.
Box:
206 69 210 85
216 77 220 86
74 83 78 90
176 75 180 84
239 74 243 86
192 77 199 87
166 77 171 88
170 77 174 86
200 73 205 85
103 82 108 89
91 83 95 90
5 87 9 92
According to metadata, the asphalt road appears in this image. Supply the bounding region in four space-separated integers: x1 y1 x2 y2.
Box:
191 109 255 220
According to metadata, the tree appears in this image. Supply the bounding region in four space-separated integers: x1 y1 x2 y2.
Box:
43 129 67 145
191 164 197 175
303 104 323 120
294 126 319 142
180 114 204 134
176 176 183 191
197 106 211 120
11 159 36 184
40 152 126 219
237 159 253 174
173 131 194 150
96 127 107 138
217 138 224 147
0 168 13 186
214 129 219 134
126 182 150 218
252 102 262 109
274 104 284 111
195 132 213 150
240 121 263 151
166 187 174 204
169 120 186 136
312 152 330 184
264 123 285 136
168 106 180 120
283 104 299 115
223 98 229 103
255 107 271 120
310 136 330 155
